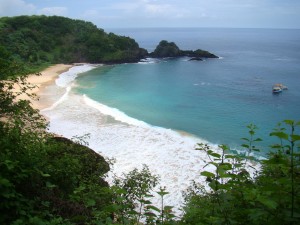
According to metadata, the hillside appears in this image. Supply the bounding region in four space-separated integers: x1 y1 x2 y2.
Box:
0 15 147 67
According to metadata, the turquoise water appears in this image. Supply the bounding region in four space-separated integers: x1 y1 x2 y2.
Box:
75 28 300 150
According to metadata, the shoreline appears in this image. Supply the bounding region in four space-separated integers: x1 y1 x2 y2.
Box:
19 62 259 215
15 64 74 110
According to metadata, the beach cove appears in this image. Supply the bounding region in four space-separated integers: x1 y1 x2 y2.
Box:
22 63 217 214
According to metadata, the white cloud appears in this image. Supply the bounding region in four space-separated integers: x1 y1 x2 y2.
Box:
38 7 68 16
0 0 36 16
111 0 190 19
111 2 140 13
145 4 175 16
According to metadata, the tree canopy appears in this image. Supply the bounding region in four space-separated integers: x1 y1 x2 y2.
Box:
0 15 147 68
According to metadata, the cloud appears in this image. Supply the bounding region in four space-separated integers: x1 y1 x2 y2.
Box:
144 3 186 17
111 0 190 19
38 7 68 16
0 0 36 16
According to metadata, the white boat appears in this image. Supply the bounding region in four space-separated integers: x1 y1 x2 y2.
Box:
272 84 288 93
272 86 282 93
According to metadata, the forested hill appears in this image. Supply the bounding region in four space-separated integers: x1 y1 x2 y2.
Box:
0 15 147 66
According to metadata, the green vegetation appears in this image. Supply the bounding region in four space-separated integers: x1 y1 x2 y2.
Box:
182 122 300 225
0 15 147 72
150 40 218 59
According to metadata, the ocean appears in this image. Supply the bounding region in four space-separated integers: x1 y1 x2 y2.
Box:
41 28 300 213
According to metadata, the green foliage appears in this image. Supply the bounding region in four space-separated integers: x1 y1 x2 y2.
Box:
0 60 111 224
0 15 147 69
0 46 30 79
111 165 159 224
182 121 300 225
107 166 176 224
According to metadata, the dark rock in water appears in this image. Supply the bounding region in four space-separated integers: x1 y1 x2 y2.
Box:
149 40 218 59
184 49 219 58
189 57 203 61
149 40 181 58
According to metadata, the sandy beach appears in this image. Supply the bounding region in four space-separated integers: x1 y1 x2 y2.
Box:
15 64 73 110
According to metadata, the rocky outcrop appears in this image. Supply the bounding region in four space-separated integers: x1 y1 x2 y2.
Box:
148 40 218 59
189 57 203 61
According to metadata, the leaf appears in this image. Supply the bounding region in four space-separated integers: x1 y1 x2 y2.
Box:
146 205 160 212
46 181 56 188
144 212 157 217
40 172 51 177
73 185 86 194
127 210 138 215
4 160 16 170
0 177 13 188
208 152 221 158
270 131 289 140
219 163 232 170
291 134 300 142
116 196 126 202
254 138 263 142
157 190 169 196
86 199 96 207
115 188 127 195
219 144 229 151
145 194 154 198
208 180 219 191
258 198 278 210
284 120 294 126
164 206 173 211
140 199 152 204
200 171 215 178
241 137 249 141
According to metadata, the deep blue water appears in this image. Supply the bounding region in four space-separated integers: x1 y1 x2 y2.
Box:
75 28 300 151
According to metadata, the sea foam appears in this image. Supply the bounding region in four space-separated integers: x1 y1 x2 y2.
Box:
56 64 98 87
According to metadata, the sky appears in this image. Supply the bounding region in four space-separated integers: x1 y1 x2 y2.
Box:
0 0 300 29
